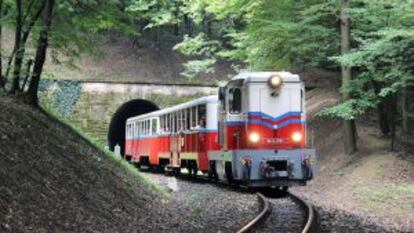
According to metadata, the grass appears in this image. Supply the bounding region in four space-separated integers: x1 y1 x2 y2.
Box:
185 196 204 219
40 103 170 198
352 184 414 213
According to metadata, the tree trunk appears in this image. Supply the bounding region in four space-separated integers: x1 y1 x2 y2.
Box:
340 0 357 154
10 0 46 93
401 88 408 151
390 93 397 151
0 0 4 89
26 0 54 106
9 0 22 93
21 59 33 92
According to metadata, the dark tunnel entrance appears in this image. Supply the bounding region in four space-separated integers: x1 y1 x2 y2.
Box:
107 99 159 156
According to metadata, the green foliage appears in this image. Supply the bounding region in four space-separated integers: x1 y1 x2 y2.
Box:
323 1 414 119
127 0 182 28
173 33 219 57
173 33 219 78
38 80 81 117
181 58 216 78
49 0 136 67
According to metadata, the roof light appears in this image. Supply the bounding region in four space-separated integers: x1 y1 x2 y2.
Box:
268 75 283 89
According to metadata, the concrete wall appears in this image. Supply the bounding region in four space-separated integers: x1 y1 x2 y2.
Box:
40 80 217 143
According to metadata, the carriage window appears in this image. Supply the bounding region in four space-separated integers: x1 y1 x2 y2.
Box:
130 124 133 138
172 112 177 133
191 106 198 128
198 104 206 128
181 109 187 130
137 121 140 137
160 115 165 132
133 123 136 138
229 88 242 114
186 108 191 130
167 114 171 133
177 110 183 131
151 118 158 135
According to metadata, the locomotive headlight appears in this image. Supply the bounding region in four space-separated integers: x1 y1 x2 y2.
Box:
268 75 283 89
291 132 303 143
249 132 261 143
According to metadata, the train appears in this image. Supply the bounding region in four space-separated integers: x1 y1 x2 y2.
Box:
125 71 315 190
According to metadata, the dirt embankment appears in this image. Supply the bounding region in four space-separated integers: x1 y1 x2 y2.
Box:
0 97 167 232
294 88 414 232
0 97 258 233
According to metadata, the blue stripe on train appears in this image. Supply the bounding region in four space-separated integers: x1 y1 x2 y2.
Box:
248 111 302 122
226 111 305 130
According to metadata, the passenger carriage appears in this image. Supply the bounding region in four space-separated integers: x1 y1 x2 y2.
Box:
125 71 316 189
125 96 220 175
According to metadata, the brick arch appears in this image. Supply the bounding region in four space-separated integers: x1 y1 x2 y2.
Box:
107 99 159 156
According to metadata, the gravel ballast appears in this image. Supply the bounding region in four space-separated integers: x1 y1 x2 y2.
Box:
143 172 261 232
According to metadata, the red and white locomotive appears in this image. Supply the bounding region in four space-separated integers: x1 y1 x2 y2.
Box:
125 71 315 189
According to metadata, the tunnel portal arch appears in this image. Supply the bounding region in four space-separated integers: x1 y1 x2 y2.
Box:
108 99 159 155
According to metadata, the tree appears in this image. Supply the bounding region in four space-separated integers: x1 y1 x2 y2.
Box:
10 0 46 93
9 0 22 94
340 0 357 154
26 0 54 105
0 0 4 89
0 0 135 103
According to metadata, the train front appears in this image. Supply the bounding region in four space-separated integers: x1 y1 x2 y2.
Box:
210 71 316 189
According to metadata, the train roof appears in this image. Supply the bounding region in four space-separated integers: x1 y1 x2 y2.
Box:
127 95 218 122
231 71 300 83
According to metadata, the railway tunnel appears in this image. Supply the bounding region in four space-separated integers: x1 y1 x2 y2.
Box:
108 99 160 156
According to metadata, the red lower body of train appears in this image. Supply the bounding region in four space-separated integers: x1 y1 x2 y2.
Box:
125 130 219 173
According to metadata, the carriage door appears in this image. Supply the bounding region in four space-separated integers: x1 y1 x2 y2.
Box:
169 112 181 167
218 87 227 149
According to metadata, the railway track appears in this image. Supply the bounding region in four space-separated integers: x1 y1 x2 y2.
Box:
237 191 317 233
139 170 316 232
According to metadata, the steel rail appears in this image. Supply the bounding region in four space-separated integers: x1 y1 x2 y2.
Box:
288 192 316 233
236 193 270 233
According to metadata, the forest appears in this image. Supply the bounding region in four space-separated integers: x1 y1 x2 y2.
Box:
0 0 413 153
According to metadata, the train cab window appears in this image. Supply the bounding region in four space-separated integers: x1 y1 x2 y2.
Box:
197 104 206 128
229 88 242 114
